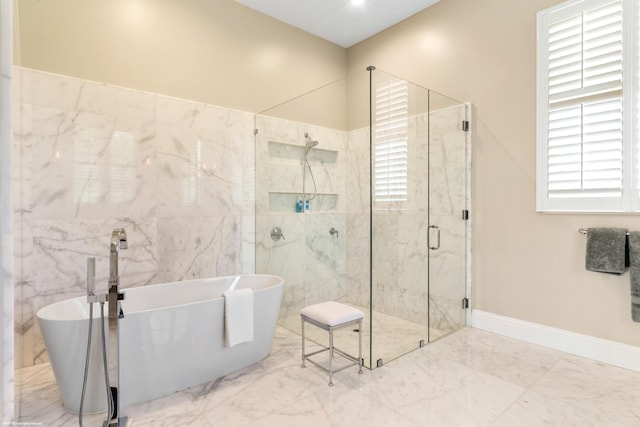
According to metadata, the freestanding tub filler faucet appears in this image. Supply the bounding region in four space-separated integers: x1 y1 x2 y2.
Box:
108 227 127 426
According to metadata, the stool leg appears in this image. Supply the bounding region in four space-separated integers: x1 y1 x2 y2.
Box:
301 317 306 368
329 327 334 386
358 319 363 374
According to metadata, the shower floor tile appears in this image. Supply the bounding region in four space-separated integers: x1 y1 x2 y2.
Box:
14 327 640 426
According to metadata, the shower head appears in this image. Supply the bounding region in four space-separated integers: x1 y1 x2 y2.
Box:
304 133 319 148
303 134 319 161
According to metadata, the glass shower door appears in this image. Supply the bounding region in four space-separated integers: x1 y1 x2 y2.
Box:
427 91 468 340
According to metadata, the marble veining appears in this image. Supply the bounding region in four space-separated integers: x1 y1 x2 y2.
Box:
12 67 256 368
14 327 640 426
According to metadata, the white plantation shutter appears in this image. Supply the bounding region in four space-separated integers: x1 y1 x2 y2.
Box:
548 99 623 197
537 0 636 212
375 79 408 203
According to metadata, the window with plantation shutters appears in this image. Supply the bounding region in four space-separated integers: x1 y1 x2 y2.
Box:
537 0 638 212
374 79 408 203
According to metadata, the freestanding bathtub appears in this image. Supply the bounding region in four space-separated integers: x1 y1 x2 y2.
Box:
36 274 284 414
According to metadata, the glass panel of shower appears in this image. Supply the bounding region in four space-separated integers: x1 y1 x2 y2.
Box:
254 68 468 370
254 75 360 360
369 69 431 366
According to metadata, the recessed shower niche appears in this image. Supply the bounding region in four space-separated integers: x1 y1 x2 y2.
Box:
255 68 470 369
265 140 340 213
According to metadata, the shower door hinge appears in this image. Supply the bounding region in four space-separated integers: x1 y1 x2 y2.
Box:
462 120 469 132
462 209 469 220
254 128 259 135
462 297 469 309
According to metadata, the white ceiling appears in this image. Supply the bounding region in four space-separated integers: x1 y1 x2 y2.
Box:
234 0 440 48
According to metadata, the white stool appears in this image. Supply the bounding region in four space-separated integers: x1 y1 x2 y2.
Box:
300 301 364 386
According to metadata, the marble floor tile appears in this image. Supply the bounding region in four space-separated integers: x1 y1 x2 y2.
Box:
498 355 640 426
421 328 565 388
13 326 640 426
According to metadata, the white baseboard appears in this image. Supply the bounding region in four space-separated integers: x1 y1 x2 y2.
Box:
471 310 640 372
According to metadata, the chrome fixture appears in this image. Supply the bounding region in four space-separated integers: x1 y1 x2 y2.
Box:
79 228 129 427
270 227 286 241
579 228 630 236
109 228 127 319
80 257 109 427
86 257 97 302
107 228 128 426
302 132 319 164
301 133 319 200
428 225 440 250
329 227 339 238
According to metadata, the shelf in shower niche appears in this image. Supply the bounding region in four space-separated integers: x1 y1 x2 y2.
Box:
268 191 339 213
268 141 338 166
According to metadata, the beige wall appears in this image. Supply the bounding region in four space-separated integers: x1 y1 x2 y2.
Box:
349 0 640 347
14 0 346 113
14 0 640 347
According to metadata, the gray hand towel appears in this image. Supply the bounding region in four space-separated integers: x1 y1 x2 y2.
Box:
585 228 627 274
627 231 640 322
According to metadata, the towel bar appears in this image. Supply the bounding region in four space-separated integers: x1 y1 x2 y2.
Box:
579 228 630 236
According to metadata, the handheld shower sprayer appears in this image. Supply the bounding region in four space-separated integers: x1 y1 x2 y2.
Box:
303 133 319 162
301 133 319 202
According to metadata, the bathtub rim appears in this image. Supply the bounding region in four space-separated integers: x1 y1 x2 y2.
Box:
36 273 285 322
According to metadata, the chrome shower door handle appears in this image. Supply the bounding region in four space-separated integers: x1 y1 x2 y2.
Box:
428 225 440 250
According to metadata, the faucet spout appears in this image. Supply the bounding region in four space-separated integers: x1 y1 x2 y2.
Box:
109 228 127 313
111 228 127 251
109 228 127 283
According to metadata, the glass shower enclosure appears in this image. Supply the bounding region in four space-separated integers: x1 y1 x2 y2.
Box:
255 68 468 369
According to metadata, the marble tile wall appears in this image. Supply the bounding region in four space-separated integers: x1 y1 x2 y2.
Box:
12 67 256 368
1 0 13 420
343 127 370 311
254 116 348 319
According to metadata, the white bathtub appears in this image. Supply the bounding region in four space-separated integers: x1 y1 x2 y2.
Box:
36 274 284 414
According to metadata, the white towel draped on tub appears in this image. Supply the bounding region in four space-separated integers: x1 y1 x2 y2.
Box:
222 289 254 347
